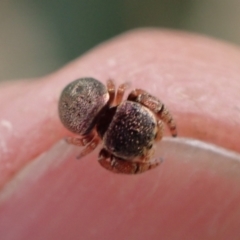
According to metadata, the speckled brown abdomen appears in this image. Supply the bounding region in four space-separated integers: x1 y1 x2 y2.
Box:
103 101 158 160
59 78 109 135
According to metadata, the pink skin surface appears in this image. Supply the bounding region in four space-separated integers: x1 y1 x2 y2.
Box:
0 29 240 239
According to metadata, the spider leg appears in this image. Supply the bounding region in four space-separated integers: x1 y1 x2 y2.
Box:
106 79 115 106
76 135 100 159
98 148 162 174
66 132 100 159
115 82 129 105
155 120 164 142
65 132 95 146
127 89 177 137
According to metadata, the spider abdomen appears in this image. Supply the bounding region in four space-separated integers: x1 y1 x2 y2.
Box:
59 78 109 135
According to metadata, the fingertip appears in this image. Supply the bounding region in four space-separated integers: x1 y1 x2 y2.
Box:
1 28 240 239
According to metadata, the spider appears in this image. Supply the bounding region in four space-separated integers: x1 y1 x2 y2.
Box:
58 77 177 174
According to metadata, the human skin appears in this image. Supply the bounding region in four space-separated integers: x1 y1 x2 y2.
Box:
0 29 240 240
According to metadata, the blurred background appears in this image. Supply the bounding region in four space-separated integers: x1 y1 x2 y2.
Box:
1 0 240 81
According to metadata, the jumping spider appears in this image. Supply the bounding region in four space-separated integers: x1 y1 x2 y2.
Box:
58 77 177 174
